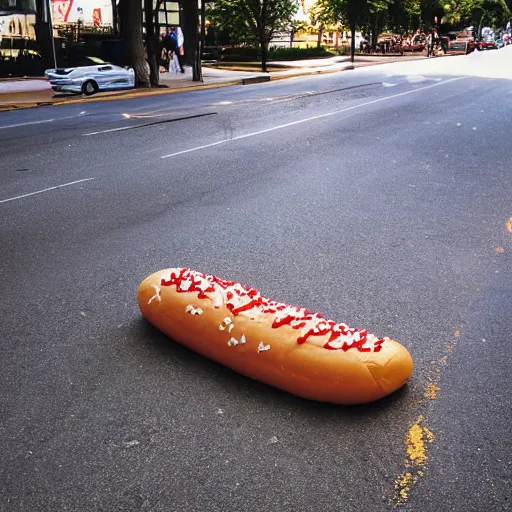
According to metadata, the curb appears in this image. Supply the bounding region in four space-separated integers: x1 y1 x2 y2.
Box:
270 65 354 82
0 101 54 112
55 79 242 105
0 80 242 112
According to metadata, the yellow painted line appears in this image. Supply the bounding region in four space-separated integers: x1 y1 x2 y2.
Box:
424 383 441 400
391 328 463 506
405 415 434 465
390 415 435 506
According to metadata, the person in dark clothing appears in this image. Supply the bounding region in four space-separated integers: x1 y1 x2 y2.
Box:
430 28 439 56
160 30 173 71
169 27 185 73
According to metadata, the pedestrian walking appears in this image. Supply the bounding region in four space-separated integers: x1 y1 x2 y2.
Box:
430 28 439 57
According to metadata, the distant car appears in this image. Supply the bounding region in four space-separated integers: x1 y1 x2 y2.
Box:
495 39 505 49
402 34 427 52
45 57 135 95
448 34 477 54
478 36 497 50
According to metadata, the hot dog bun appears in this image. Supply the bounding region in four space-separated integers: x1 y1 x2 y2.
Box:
138 268 413 405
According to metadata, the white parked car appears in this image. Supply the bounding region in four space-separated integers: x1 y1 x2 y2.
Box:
45 57 135 96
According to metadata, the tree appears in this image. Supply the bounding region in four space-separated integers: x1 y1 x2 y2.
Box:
119 0 150 87
388 0 421 32
314 0 368 62
207 0 299 72
182 0 204 81
144 0 161 87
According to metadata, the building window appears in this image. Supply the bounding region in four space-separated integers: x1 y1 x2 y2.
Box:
150 0 180 32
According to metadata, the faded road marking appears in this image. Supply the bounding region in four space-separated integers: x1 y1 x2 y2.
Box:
0 178 94 204
424 383 441 400
83 112 216 136
394 329 461 506
0 118 55 130
391 416 435 506
161 76 467 159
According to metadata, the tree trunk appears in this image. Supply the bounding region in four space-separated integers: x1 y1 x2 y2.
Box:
182 0 202 81
370 16 378 51
350 22 356 63
144 0 159 86
198 0 206 81
317 25 323 48
110 0 119 36
119 0 150 87
261 39 268 72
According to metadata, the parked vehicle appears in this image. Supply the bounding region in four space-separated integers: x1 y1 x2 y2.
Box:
377 33 404 54
478 36 497 50
495 39 505 49
45 57 135 95
448 33 477 55
402 33 427 52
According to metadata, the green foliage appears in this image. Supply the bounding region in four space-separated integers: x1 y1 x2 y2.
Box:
207 0 299 45
314 0 510 33
207 0 511 54
218 46 334 61
268 46 335 58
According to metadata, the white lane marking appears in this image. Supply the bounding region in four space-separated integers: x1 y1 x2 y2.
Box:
0 178 94 204
0 118 55 130
83 126 134 136
382 82 398 87
0 112 86 131
161 76 466 159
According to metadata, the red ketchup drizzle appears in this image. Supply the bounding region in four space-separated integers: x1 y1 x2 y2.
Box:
161 269 384 353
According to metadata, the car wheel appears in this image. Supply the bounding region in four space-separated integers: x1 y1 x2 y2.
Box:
82 80 98 96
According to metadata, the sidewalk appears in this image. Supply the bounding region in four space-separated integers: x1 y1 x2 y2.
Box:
0 54 425 112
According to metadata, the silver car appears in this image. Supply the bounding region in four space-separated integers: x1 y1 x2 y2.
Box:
45 57 135 96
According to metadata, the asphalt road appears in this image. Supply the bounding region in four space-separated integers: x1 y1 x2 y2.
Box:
1 54 511 512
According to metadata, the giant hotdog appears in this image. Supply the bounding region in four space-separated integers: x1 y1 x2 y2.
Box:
138 268 413 405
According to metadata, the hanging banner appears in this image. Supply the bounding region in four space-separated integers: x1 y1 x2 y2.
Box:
50 0 112 26
92 7 101 26
51 0 74 23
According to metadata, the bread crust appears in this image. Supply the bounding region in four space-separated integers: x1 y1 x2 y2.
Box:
138 268 413 405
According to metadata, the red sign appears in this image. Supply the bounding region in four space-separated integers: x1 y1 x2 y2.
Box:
92 8 101 27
